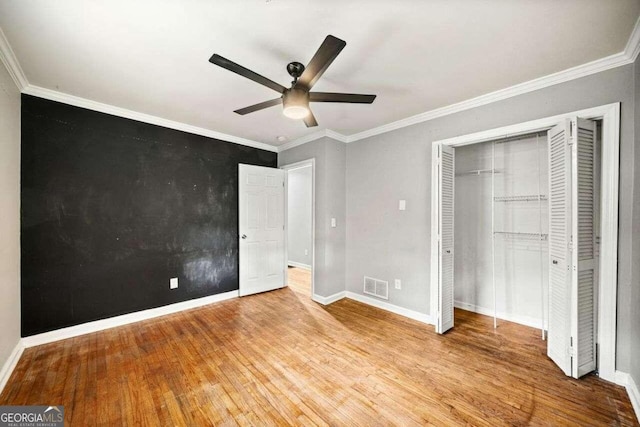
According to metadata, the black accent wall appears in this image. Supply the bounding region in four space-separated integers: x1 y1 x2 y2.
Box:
21 95 277 336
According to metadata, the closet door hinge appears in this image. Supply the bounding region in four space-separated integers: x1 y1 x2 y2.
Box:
568 337 576 357
568 120 576 145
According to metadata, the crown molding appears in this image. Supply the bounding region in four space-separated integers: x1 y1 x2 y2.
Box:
345 51 635 143
4 14 640 154
23 85 277 152
278 14 640 151
276 128 350 152
0 27 28 90
282 50 633 149
625 13 640 62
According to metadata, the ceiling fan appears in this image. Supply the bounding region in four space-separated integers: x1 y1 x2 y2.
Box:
209 35 376 127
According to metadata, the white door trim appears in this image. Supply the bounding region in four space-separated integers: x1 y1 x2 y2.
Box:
430 102 620 382
280 159 316 298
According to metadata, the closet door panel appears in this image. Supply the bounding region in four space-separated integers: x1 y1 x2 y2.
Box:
547 120 572 376
438 145 455 333
572 118 597 378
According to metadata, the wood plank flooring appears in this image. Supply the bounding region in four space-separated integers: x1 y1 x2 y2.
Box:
287 266 311 296
1 277 637 426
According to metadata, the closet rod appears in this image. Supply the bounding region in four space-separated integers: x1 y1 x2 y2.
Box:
493 231 548 241
493 131 548 145
455 168 501 177
494 194 548 202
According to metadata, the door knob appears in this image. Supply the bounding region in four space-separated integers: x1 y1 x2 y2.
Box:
241 234 247 239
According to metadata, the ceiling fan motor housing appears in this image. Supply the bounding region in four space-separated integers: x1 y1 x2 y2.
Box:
286 61 305 80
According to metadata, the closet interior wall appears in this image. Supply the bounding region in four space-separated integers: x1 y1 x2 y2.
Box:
454 134 549 329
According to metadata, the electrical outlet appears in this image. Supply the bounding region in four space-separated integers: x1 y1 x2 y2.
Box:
304 249 308 255
394 279 401 290
170 277 178 289
331 218 337 228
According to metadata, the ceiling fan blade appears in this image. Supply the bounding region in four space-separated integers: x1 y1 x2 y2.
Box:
234 98 282 115
209 54 286 94
310 92 376 104
295 35 346 90
303 110 318 128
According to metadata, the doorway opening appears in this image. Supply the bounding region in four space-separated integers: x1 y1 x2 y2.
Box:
282 159 315 299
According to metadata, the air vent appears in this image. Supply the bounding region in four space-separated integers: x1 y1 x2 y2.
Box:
363 276 388 300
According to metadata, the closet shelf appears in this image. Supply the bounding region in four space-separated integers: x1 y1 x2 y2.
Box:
494 195 548 202
455 168 501 177
494 231 548 241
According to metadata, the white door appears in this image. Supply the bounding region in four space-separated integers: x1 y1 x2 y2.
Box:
571 118 597 378
547 118 597 378
238 164 285 297
437 144 455 334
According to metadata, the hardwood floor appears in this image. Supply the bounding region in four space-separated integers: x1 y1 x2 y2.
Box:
287 266 311 296
1 286 636 426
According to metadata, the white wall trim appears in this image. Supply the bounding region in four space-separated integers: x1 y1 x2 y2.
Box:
281 49 630 150
454 301 546 330
277 129 349 152
312 291 346 305
280 15 640 151
430 102 620 383
3 14 638 155
343 52 634 143
614 371 640 423
625 14 640 62
0 27 28 90
21 290 239 348
287 261 311 270
22 85 277 152
0 341 25 395
346 292 433 325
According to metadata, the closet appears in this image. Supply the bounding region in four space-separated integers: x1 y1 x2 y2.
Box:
453 132 548 337
433 118 601 379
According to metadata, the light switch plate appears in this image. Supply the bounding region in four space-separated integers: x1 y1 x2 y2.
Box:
170 277 178 289
331 218 337 228
399 200 406 211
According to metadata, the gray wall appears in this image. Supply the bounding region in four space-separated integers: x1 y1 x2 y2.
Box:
345 63 636 372
279 137 346 298
631 54 640 392
287 166 312 268
0 61 21 373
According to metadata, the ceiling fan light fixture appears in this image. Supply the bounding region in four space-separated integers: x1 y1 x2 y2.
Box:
282 88 310 120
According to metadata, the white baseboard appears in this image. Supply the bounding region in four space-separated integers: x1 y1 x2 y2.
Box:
312 291 346 305
345 292 433 325
615 371 640 422
287 261 311 270
22 290 239 348
0 340 25 395
454 300 546 330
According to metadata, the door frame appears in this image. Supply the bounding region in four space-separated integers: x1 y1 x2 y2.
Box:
280 158 316 297
429 102 620 382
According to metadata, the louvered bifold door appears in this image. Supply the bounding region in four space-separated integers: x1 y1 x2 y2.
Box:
547 120 573 376
437 144 455 334
571 118 597 378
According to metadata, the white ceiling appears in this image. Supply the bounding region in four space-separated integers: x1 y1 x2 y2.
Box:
0 0 638 147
